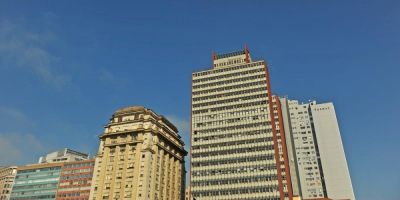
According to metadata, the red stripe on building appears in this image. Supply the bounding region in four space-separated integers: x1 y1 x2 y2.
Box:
264 63 285 200
275 96 294 200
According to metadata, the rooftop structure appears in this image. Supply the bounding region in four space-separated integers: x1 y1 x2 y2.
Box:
38 148 89 164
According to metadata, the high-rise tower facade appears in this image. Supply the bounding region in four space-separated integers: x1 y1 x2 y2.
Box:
190 48 293 200
279 98 355 200
89 106 187 200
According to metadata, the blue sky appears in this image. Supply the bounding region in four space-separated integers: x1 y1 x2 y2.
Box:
0 1 399 199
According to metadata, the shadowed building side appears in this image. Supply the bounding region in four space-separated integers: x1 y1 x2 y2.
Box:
279 97 355 200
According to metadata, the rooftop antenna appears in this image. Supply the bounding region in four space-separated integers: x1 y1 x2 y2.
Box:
244 44 250 63
212 50 216 68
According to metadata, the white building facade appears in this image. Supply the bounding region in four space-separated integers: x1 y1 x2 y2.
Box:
279 98 355 200
190 48 293 200
38 148 89 163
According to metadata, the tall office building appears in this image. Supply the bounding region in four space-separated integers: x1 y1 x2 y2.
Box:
190 48 293 200
38 148 89 164
56 159 95 200
10 163 64 200
89 106 187 200
0 166 17 200
279 98 355 200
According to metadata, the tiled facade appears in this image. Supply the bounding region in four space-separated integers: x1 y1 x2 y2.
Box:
0 166 17 200
56 160 95 200
190 49 292 200
89 106 187 200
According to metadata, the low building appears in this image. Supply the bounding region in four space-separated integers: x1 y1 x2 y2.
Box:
38 148 89 164
10 163 64 200
0 166 17 200
56 159 95 200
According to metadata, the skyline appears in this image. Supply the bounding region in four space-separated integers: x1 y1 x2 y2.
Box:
0 1 399 200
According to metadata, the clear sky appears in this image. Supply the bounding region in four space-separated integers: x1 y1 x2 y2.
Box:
0 1 399 199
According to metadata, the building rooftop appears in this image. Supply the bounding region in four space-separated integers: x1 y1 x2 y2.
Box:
18 162 64 171
114 106 147 115
112 106 179 133
38 148 89 163
215 50 246 59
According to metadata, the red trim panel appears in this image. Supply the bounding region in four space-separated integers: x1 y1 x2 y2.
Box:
264 63 285 200
276 96 294 200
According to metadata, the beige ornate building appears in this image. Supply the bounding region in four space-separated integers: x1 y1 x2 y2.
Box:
0 166 17 200
89 106 187 200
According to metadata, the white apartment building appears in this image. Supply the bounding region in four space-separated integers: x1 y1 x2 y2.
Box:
38 148 89 163
279 98 355 200
190 48 293 200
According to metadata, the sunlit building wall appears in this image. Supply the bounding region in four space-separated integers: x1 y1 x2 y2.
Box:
10 163 63 200
190 48 293 200
89 106 187 200
0 166 17 200
56 159 95 200
279 98 355 200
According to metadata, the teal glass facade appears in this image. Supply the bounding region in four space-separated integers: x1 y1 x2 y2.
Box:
10 165 62 200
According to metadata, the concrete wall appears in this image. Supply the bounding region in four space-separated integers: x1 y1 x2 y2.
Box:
310 103 355 200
